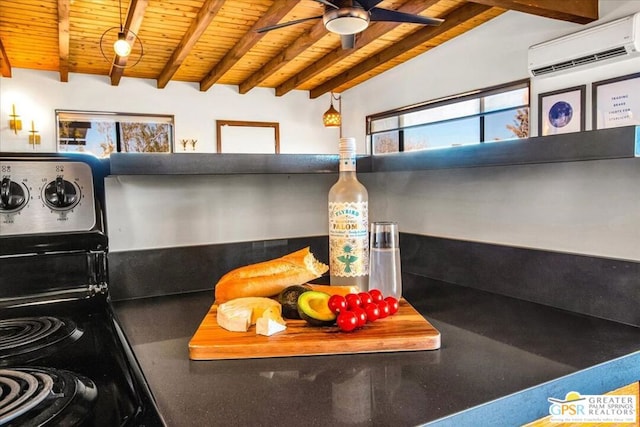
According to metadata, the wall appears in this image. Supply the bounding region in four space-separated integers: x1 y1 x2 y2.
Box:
364 160 640 261
347 1 640 262
2 1 639 262
0 70 339 154
104 174 335 252
344 1 640 144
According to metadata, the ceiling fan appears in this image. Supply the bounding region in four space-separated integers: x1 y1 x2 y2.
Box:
257 0 444 49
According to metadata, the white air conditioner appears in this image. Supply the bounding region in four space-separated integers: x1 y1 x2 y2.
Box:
528 12 640 77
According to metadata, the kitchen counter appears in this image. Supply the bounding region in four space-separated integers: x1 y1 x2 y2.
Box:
112 275 640 426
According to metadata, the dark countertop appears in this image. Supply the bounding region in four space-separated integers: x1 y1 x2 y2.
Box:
112 275 640 427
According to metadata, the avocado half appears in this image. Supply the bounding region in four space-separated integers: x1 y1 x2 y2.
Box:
278 284 312 319
297 290 336 327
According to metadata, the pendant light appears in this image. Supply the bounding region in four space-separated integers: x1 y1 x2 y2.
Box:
323 92 342 137
113 34 132 57
99 0 144 68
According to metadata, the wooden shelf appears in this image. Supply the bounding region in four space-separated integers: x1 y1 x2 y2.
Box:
108 126 639 175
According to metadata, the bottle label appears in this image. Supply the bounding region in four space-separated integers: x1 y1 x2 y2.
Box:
328 201 369 277
339 152 356 172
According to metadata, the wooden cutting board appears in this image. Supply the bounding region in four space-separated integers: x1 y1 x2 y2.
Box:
188 299 440 360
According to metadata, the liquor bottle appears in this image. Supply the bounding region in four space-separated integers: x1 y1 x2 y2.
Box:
328 137 369 289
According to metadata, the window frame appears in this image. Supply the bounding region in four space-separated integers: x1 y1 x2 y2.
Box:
366 79 530 155
56 110 175 158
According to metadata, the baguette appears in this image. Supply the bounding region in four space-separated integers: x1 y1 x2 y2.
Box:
214 247 328 303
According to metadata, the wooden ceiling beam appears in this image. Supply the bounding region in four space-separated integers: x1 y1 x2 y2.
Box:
110 0 149 86
275 0 440 97
309 3 491 99
467 0 598 24
238 20 327 95
199 1 298 92
0 39 11 78
57 0 70 82
156 0 226 89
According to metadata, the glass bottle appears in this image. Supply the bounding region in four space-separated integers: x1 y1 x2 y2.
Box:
328 137 369 289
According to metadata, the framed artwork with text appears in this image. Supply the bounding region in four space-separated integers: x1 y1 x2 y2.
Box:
592 72 640 130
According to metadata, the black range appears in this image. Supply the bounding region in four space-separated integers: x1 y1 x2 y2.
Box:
0 154 164 426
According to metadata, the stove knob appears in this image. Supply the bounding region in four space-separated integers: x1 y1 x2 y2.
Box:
0 177 27 212
43 177 79 209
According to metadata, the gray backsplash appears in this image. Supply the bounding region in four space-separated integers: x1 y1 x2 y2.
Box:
108 234 639 326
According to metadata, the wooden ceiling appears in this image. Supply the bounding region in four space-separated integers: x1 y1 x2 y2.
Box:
0 0 597 98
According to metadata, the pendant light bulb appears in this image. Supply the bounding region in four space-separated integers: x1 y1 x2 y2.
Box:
323 93 342 128
113 32 131 57
323 104 341 127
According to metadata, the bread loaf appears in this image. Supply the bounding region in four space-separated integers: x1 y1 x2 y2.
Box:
214 247 329 303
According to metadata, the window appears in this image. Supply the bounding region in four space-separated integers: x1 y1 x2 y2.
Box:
367 80 530 154
56 110 174 158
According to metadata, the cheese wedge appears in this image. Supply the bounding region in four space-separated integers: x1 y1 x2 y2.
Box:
256 317 286 336
217 297 281 332
261 306 286 324
256 306 287 336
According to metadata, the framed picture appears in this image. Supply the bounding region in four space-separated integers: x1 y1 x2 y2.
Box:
538 85 586 136
216 120 280 153
592 72 640 130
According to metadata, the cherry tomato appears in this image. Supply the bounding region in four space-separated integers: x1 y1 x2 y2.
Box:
377 300 391 318
364 303 380 322
352 307 367 328
345 293 362 310
358 292 373 306
336 311 358 332
368 289 384 303
384 296 399 315
328 295 348 314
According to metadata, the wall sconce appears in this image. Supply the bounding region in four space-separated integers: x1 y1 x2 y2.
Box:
9 104 22 134
323 92 342 137
28 121 41 146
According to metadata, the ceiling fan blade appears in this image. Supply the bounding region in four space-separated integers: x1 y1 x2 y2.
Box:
354 0 384 12
341 34 356 49
370 8 444 26
313 0 339 9
256 15 323 33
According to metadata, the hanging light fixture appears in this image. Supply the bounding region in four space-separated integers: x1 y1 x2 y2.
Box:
99 0 144 67
323 92 342 136
113 33 132 57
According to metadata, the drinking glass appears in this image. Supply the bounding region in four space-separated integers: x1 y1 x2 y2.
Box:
368 221 402 299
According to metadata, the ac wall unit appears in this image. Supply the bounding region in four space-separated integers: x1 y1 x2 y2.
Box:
528 12 640 77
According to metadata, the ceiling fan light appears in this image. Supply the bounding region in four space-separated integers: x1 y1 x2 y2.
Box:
323 104 341 127
323 8 370 35
113 33 132 57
